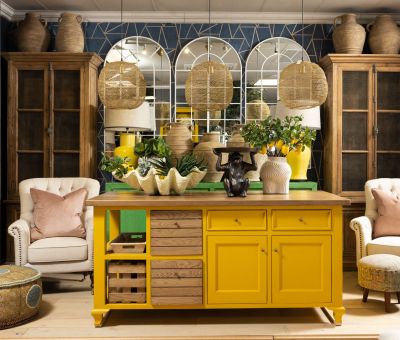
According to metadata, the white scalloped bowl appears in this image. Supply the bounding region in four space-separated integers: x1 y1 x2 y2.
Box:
114 167 207 195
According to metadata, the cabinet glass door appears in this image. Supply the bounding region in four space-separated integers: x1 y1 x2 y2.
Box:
341 71 370 192
376 69 400 178
52 69 81 177
17 69 46 182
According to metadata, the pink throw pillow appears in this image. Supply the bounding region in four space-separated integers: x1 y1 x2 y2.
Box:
30 188 88 241
371 188 400 238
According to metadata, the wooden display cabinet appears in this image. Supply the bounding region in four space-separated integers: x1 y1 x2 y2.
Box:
2 52 103 262
320 54 400 270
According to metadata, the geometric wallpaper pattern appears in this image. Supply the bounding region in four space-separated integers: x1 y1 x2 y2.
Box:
3 19 336 189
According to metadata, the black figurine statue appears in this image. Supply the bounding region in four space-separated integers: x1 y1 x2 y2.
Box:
213 148 258 197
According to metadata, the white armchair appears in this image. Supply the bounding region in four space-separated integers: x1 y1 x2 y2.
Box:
8 178 100 282
350 178 400 265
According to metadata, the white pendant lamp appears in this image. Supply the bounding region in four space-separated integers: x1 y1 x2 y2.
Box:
275 100 320 130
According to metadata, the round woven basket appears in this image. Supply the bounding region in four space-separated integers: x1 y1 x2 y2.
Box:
98 61 146 109
279 61 328 110
0 265 42 329
185 61 233 112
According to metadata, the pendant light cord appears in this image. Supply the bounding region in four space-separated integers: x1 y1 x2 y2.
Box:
208 0 211 62
301 0 304 62
120 0 123 62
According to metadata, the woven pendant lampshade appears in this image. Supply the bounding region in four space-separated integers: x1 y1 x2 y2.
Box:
185 60 233 112
278 61 328 110
98 61 146 109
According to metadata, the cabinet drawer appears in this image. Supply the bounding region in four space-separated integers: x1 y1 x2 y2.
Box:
151 260 203 305
207 210 267 231
272 210 331 231
151 210 202 255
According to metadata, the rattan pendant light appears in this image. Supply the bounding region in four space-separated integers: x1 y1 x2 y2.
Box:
98 0 146 109
185 0 233 112
278 0 328 109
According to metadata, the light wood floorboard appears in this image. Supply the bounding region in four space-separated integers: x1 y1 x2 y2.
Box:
0 272 399 339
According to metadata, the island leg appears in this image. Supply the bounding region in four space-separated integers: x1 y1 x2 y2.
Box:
91 309 110 327
330 306 346 325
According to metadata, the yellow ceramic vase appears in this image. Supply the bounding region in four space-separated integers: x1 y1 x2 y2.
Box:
286 145 311 180
114 133 137 167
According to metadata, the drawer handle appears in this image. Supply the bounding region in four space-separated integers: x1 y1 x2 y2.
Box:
174 222 181 228
234 218 242 225
299 217 306 224
174 272 181 279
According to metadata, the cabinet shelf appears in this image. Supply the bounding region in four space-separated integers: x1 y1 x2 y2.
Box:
53 150 80 154
342 109 368 113
377 109 400 113
54 108 80 112
17 108 44 112
342 150 368 153
17 150 44 153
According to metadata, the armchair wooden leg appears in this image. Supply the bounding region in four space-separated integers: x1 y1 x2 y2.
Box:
396 292 400 304
90 272 94 295
362 288 369 302
384 292 391 312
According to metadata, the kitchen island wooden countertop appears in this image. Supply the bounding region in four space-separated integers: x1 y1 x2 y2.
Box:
86 190 350 207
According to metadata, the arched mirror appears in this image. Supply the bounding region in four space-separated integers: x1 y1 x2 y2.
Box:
175 37 242 138
104 36 171 137
245 37 310 122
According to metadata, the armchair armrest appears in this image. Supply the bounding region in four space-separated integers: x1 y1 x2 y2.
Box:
349 216 373 265
8 219 31 266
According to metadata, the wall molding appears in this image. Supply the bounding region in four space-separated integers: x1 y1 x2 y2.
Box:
1 4 400 24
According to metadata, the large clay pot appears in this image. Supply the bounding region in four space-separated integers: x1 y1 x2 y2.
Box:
193 132 226 182
332 14 366 54
56 13 84 52
367 15 400 54
260 157 292 194
16 13 50 52
164 122 193 165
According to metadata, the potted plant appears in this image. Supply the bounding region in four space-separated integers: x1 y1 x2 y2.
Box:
241 115 316 194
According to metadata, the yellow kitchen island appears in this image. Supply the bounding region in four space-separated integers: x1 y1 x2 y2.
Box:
86 191 350 327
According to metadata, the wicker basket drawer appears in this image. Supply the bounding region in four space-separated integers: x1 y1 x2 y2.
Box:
107 261 146 304
151 210 203 255
151 260 203 305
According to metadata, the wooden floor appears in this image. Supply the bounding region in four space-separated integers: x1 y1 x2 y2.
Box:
1 272 400 339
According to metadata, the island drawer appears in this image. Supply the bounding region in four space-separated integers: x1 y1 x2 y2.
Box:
207 210 267 231
150 210 203 255
271 209 332 231
151 260 203 305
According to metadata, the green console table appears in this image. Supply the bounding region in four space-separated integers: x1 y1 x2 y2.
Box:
105 181 317 232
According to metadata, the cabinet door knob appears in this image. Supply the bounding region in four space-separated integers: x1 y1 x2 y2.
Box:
234 218 241 225
299 217 304 222
274 249 279 253
261 248 266 253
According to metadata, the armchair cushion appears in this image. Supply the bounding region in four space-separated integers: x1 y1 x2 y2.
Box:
28 237 88 263
371 188 400 238
367 236 400 257
30 188 88 241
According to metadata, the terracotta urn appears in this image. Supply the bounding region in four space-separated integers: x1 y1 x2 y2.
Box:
16 12 50 52
260 157 292 194
367 15 400 54
193 132 227 182
332 14 366 54
56 12 85 52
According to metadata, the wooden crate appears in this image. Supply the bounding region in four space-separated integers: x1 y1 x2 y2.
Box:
107 261 146 303
109 233 146 253
151 260 203 305
150 210 203 256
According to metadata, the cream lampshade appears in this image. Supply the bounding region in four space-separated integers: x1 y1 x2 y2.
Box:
275 100 320 130
275 100 320 180
105 101 154 167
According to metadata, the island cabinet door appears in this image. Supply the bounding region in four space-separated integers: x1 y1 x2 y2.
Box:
271 235 332 305
207 235 267 304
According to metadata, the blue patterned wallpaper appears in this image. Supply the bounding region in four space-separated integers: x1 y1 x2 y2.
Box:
3 20 336 189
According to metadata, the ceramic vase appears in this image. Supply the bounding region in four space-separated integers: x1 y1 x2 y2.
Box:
286 145 311 180
332 14 366 54
193 132 226 182
56 12 84 52
367 15 400 54
16 12 50 52
260 157 292 194
164 122 193 165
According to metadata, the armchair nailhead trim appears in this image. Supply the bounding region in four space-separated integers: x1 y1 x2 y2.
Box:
8 226 22 265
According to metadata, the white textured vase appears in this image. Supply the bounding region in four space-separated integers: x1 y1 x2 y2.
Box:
260 157 292 194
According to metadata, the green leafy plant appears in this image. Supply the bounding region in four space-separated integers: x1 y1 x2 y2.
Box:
134 137 171 158
150 154 206 177
99 153 130 178
241 115 316 157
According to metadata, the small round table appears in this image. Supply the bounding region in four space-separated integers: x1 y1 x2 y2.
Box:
358 254 400 312
0 265 42 329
